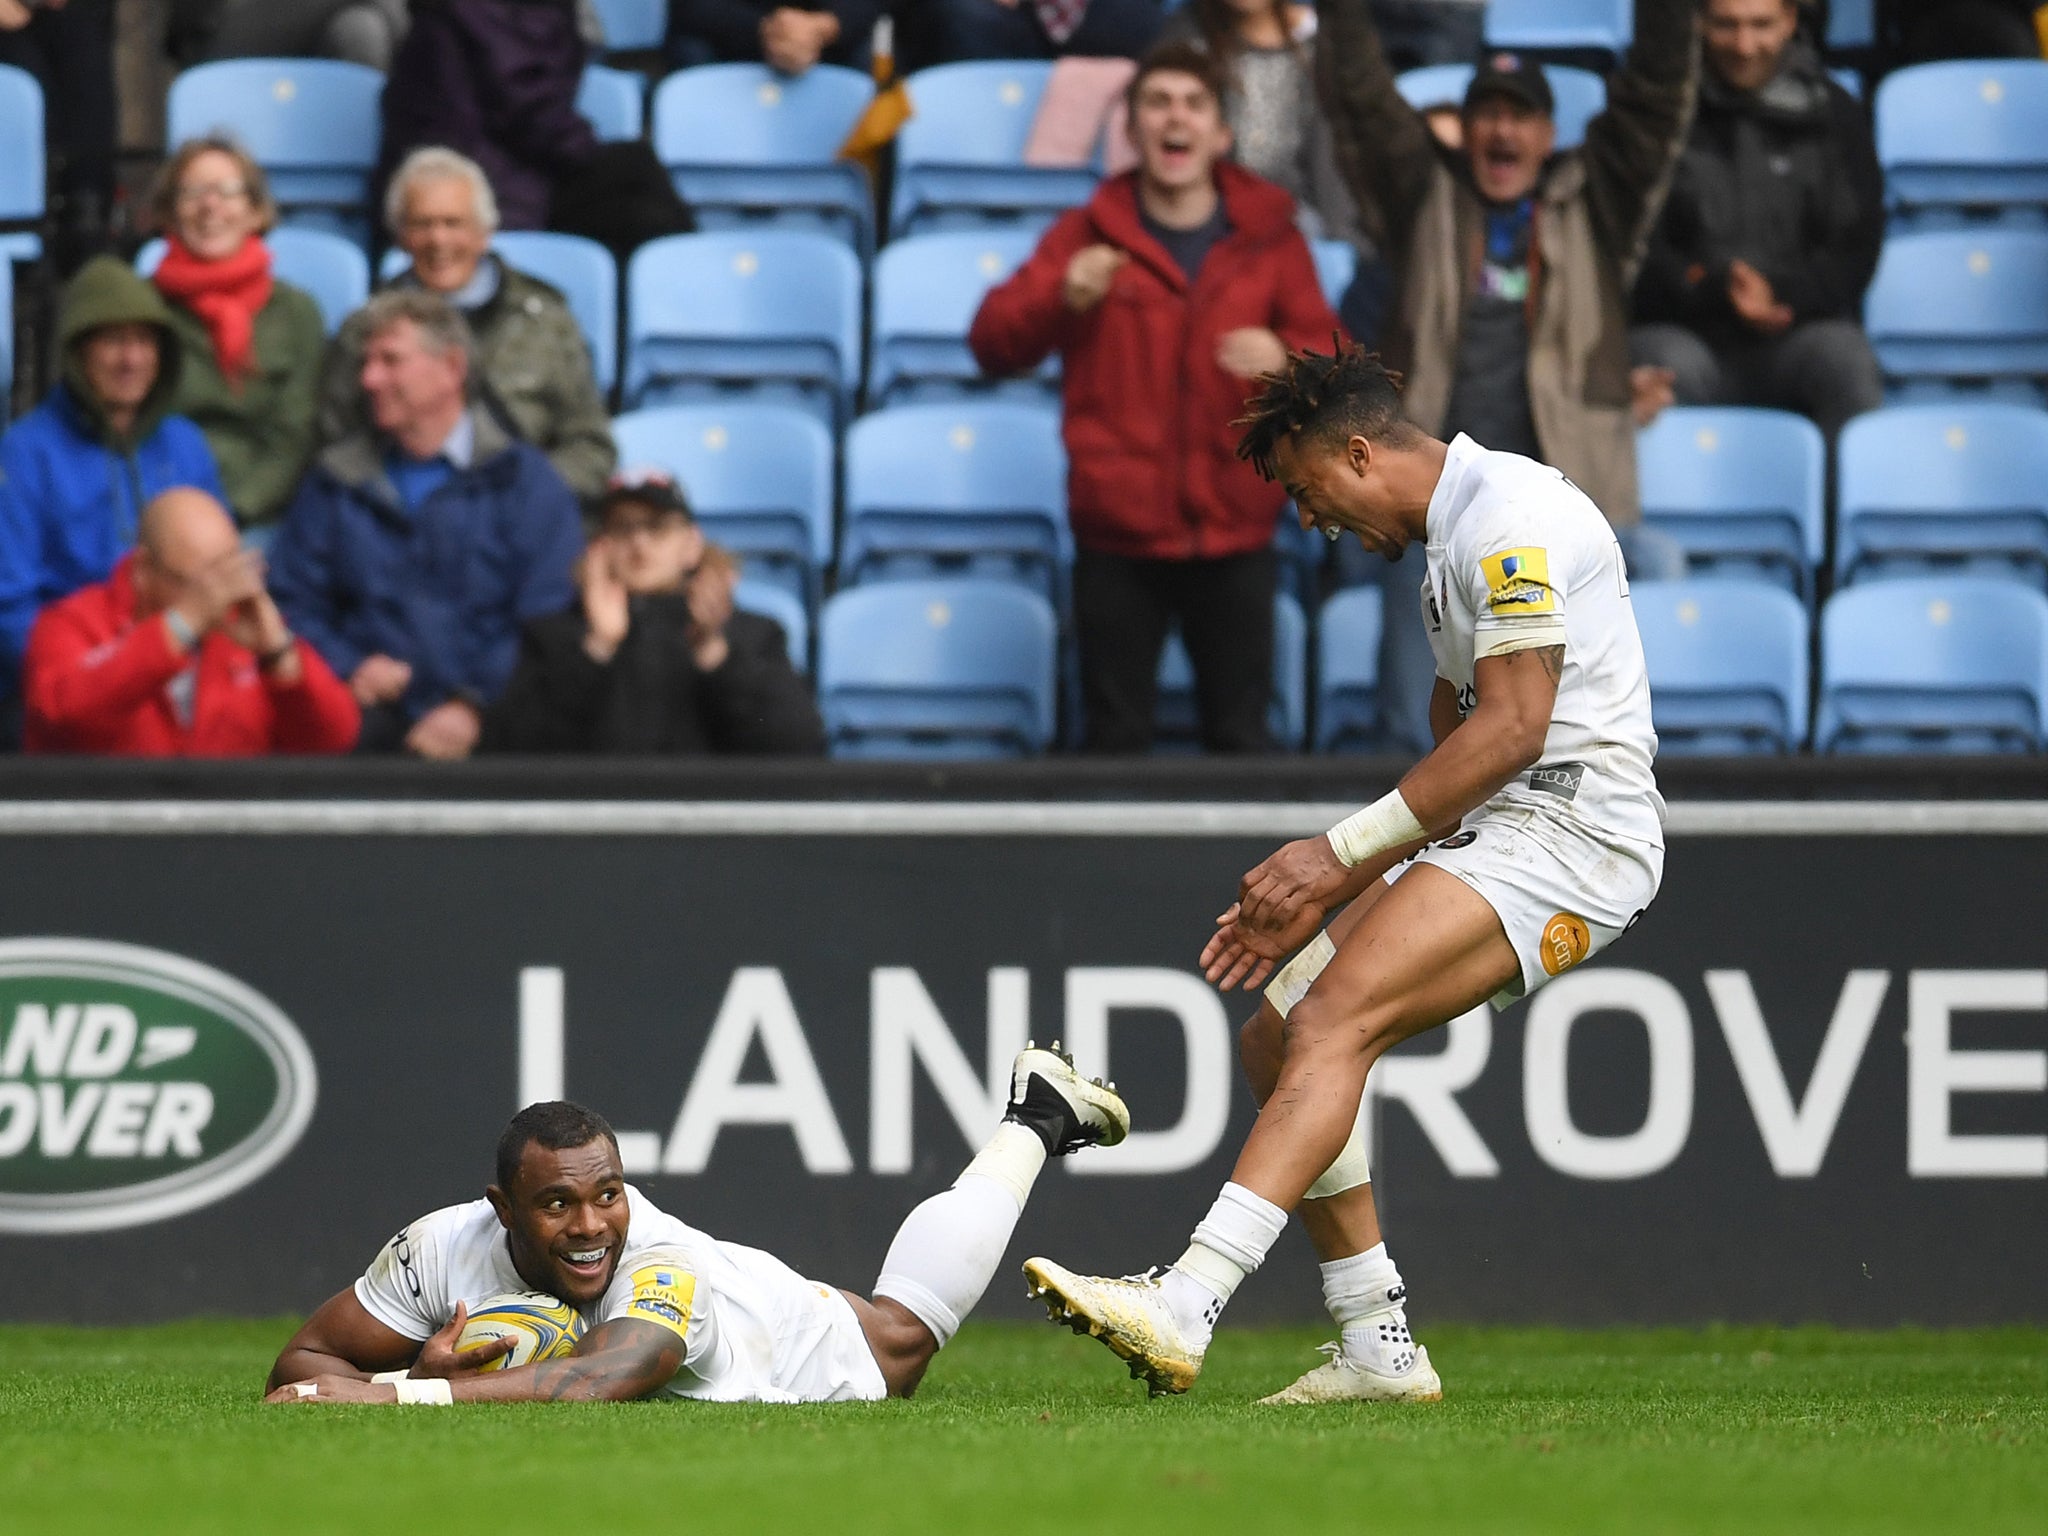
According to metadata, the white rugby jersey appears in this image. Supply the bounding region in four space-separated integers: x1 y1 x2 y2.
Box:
1419 434 1665 849
354 1185 855 1402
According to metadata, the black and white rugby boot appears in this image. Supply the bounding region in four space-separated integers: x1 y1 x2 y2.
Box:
1002 1041 1129 1156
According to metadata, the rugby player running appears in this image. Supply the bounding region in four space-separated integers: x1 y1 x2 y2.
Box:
1025 345 1665 1401
266 1046 1125 1405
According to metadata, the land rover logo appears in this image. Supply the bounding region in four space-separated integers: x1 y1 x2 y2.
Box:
0 939 316 1233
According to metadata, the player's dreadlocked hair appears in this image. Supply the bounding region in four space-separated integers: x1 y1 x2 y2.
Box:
496 1101 621 1190
1235 341 1420 482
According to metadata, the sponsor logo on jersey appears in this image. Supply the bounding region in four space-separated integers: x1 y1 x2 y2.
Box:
1436 830 1480 850
1482 547 1557 615
625 1262 696 1341
1525 762 1586 802
1540 914 1592 977
0 939 316 1233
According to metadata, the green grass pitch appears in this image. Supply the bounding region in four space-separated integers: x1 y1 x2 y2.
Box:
4 1320 2042 1535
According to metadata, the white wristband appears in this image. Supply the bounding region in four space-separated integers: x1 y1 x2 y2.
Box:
394 1377 453 1405
370 1370 411 1384
1325 789 1428 868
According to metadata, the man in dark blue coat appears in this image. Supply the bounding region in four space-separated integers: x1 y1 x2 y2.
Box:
269 289 583 757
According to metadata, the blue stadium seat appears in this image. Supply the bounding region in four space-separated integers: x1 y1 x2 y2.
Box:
842 403 1069 602
138 228 369 335
1310 240 1355 309
590 0 666 50
0 258 11 426
610 403 834 608
0 65 44 261
1817 576 2048 753
1632 579 1810 754
1836 404 2048 588
1314 585 1387 752
1156 593 1307 751
1635 407 1826 596
818 580 1059 758
379 232 619 394
1864 231 2048 403
1828 0 1874 49
653 64 875 253
891 63 1099 237
166 59 383 244
623 231 862 425
577 64 646 142
1875 62 2048 227
868 229 1052 405
1395 64 1607 150
733 578 811 672
1484 0 1631 57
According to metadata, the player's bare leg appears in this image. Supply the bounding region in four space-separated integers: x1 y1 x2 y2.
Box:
1027 867 1514 1394
855 1044 1128 1397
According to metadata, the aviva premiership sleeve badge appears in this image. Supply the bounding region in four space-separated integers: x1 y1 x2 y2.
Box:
624 1260 697 1344
1481 548 1557 615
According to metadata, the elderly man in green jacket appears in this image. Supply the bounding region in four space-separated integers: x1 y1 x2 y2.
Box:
1314 0 1697 751
318 147 618 503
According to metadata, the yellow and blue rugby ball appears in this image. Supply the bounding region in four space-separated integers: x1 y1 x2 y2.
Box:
456 1291 587 1370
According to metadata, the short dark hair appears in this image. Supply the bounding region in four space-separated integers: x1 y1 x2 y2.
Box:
495 1101 620 1191
1126 40 1228 116
1235 342 1421 481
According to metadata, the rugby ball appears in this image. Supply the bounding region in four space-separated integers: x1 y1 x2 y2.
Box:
455 1290 587 1371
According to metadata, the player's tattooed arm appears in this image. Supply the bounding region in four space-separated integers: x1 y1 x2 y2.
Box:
449 1318 686 1403
1391 642 1565 831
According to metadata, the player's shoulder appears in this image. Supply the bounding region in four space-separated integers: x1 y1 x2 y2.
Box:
620 1185 699 1260
387 1199 497 1267
1447 452 1610 561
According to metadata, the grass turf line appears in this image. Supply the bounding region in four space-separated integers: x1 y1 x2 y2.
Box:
2 1320 2042 1536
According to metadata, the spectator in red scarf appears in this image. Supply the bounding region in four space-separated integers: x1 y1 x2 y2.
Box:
20 485 359 756
149 135 328 532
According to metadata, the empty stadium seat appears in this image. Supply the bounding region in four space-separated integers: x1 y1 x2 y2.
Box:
1836 404 2048 588
1635 407 1826 595
1395 64 1607 150
0 258 11 427
610 402 835 607
577 63 646 142
733 579 811 672
1828 0 1874 48
868 229 1051 404
0 65 44 261
379 233 619 393
818 581 1059 758
139 228 369 334
1817 577 2048 752
1632 579 1811 754
590 0 666 51
1310 240 1355 309
1484 0 1631 57
1313 585 1387 752
653 64 875 252
841 403 1069 602
891 63 1099 238
1155 593 1307 751
623 231 862 424
166 59 383 243
1876 61 2048 227
1863 230 2048 403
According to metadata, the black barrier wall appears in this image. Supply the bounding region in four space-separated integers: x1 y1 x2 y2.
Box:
0 805 2043 1327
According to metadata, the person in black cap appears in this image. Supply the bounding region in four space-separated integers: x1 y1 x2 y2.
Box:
1310 0 1697 754
482 470 825 756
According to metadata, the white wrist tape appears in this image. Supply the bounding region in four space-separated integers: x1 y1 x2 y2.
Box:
370 1370 411 1384
1326 789 1428 868
394 1377 453 1405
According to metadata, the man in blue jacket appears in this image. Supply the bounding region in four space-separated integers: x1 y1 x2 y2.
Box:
269 290 583 756
0 257 224 739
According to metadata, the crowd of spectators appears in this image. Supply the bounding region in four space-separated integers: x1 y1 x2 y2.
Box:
0 0 2039 759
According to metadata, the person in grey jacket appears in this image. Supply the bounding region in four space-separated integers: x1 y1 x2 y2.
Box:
318 147 617 501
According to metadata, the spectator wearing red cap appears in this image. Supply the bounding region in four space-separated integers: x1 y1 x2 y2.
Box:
970 42 1340 753
21 486 359 756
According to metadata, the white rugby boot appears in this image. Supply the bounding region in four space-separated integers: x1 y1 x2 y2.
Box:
1004 1041 1129 1154
1258 1339 1444 1404
1022 1258 1205 1396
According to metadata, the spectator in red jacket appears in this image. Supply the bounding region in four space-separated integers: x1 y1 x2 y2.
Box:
21 486 359 756
969 42 1340 752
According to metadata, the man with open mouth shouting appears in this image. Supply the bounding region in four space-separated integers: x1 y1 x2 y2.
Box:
264 1046 1126 1405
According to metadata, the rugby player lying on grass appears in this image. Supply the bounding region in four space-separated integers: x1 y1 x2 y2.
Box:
265 1046 1125 1405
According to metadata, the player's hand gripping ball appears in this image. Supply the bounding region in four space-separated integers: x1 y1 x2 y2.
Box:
455 1291 588 1370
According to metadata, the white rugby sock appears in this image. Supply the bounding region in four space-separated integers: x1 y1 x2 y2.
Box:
1320 1243 1419 1374
873 1123 1046 1348
1162 1182 1289 1344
